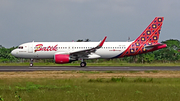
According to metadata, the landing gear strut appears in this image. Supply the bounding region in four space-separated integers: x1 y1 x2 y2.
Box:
80 59 86 67
30 58 33 67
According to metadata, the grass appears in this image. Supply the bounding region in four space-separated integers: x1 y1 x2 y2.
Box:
1 71 180 100
0 77 180 101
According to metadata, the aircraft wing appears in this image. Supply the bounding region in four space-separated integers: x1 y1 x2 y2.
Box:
69 36 107 58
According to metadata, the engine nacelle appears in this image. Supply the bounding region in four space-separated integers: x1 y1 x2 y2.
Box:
54 54 71 64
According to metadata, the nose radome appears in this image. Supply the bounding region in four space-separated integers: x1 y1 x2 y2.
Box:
11 50 16 56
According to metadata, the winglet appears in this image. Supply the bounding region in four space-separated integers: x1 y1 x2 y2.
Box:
98 36 107 47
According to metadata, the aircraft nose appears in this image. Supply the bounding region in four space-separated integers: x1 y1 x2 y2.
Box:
11 49 17 56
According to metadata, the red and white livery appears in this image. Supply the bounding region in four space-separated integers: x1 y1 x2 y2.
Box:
11 17 167 67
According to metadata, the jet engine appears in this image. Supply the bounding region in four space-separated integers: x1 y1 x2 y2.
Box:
54 54 71 64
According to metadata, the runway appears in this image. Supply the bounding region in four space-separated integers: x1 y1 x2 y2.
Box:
0 66 180 71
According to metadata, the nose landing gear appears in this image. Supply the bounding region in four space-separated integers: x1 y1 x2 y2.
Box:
30 59 33 67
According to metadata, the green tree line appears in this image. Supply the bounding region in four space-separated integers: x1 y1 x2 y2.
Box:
0 45 18 63
0 39 180 63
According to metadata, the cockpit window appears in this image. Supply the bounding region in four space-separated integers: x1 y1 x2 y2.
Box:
18 46 23 49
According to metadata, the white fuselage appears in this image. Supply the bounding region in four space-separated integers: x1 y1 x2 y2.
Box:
11 41 132 59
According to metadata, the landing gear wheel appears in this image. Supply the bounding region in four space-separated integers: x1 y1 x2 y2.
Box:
80 62 86 67
30 58 33 67
30 63 33 67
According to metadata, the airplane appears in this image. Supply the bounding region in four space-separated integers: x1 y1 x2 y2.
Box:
11 17 167 67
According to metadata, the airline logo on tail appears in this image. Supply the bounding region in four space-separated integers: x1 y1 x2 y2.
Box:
116 17 165 58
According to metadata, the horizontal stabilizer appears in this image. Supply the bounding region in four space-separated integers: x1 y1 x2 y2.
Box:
145 43 167 50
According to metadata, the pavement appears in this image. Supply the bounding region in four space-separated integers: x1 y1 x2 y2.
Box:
0 66 180 71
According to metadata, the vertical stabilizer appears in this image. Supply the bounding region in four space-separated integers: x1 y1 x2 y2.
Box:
117 17 164 58
134 17 164 44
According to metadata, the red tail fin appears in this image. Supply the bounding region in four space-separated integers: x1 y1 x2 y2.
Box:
134 17 164 44
117 17 164 58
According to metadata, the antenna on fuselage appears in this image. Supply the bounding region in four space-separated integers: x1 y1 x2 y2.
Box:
128 37 130 42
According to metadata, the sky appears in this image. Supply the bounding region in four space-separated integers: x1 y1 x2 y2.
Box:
0 0 180 48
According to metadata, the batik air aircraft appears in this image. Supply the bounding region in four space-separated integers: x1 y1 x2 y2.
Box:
11 17 167 67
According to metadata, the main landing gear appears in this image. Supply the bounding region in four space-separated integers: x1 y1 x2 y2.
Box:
80 62 86 67
80 59 86 67
30 58 33 67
